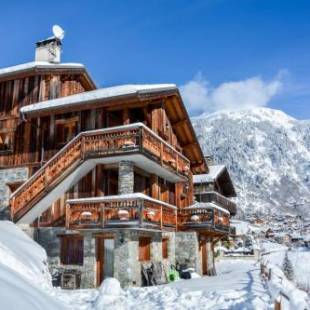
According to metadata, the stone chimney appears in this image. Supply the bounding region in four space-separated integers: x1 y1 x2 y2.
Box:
35 37 62 63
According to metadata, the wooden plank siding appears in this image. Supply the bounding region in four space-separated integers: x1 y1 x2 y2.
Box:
0 73 88 168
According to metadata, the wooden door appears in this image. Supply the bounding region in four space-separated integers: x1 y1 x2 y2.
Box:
200 238 208 275
96 236 114 286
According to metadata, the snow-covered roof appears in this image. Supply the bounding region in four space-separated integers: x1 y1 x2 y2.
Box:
0 61 85 78
193 165 226 183
20 84 177 115
186 202 230 215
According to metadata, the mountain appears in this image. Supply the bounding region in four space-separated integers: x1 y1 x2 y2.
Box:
191 107 310 217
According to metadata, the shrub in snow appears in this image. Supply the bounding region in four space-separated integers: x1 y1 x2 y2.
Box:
282 252 294 282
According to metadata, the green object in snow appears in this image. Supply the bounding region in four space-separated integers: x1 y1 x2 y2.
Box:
168 268 180 282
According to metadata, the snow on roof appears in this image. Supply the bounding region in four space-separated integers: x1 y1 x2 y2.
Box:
67 192 177 210
193 165 226 183
20 84 177 115
186 202 230 215
0 61 85 78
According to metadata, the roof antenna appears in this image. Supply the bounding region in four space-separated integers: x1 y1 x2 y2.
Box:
52 25 65 40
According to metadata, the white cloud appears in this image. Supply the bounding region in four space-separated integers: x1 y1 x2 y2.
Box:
180 72 284 115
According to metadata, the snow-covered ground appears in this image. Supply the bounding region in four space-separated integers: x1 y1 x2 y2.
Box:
261 240 310 293
3 221 310 309
53 260 272 310
0 221 274 310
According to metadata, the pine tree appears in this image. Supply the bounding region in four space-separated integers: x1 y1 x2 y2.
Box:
282 251 294 282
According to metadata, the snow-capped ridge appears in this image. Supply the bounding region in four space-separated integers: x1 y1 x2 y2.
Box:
192 107 310 216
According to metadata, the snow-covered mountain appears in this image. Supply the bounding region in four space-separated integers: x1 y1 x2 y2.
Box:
192 107 310 217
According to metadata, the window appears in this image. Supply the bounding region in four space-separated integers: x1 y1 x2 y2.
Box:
60 235 84 265
55 116 78 147
0 131 13 152
139 237 151 261
162 238 169 259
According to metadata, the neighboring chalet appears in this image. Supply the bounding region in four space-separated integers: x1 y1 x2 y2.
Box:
0 32 237 288
192 160 237 275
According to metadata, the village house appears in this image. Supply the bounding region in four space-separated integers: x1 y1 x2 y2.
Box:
0 32 237 288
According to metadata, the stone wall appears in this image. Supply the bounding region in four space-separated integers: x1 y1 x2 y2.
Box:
19 225 182 289
35 227 96 289
0 167 29 220
175 231 201 274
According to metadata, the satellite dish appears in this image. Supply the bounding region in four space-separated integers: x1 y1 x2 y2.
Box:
52 25 65 40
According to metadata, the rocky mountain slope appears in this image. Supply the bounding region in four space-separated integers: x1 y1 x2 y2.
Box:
191 107 310 217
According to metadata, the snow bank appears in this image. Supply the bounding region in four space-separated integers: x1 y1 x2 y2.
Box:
261 258 310 309
0 221 66 310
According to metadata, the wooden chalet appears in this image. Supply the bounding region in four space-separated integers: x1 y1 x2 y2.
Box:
0 31 237 288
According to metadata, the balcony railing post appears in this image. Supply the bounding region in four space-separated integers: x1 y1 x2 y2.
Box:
65 204 70 229
160 205 163 230
81 136 85 160
139 127 143 152
139 199 144 227
100 204 105 228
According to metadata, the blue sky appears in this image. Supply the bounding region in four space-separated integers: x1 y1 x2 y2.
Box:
0 0 309 119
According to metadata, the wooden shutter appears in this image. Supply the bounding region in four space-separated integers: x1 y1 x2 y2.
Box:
139 237 151 261
162 238 168 259
60 235 84 265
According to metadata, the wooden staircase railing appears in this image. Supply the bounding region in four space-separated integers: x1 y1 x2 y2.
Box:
10 123 190 222
65 193 177 231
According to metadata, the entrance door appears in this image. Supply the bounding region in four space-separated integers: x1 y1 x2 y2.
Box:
200 238 208 275
96 237 115 286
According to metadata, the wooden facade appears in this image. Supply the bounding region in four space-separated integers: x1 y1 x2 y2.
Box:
1 58 235 238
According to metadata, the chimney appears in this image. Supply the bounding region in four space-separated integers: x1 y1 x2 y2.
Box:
35 37 62 63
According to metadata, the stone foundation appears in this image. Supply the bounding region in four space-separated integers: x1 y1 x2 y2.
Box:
0 167 28 220
27 226 179 289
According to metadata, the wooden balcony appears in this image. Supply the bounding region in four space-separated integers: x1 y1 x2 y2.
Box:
178 204 230 235
65 193 177 231
10 123 190 223
194 190 237 216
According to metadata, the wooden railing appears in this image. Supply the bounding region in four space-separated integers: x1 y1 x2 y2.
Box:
10 123 190 222
178 206 230 234
194 190 237 216
65 193 177 231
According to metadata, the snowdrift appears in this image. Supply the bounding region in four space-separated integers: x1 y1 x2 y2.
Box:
0 221 66 310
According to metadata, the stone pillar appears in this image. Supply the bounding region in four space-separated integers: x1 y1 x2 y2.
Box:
113 230 140 288
206 238 216 276
80 232 96 288
118 161 134 195
175 231 201 274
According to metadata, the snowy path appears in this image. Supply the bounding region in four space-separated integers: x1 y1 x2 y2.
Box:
54 259 273 310
167 259 273 309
